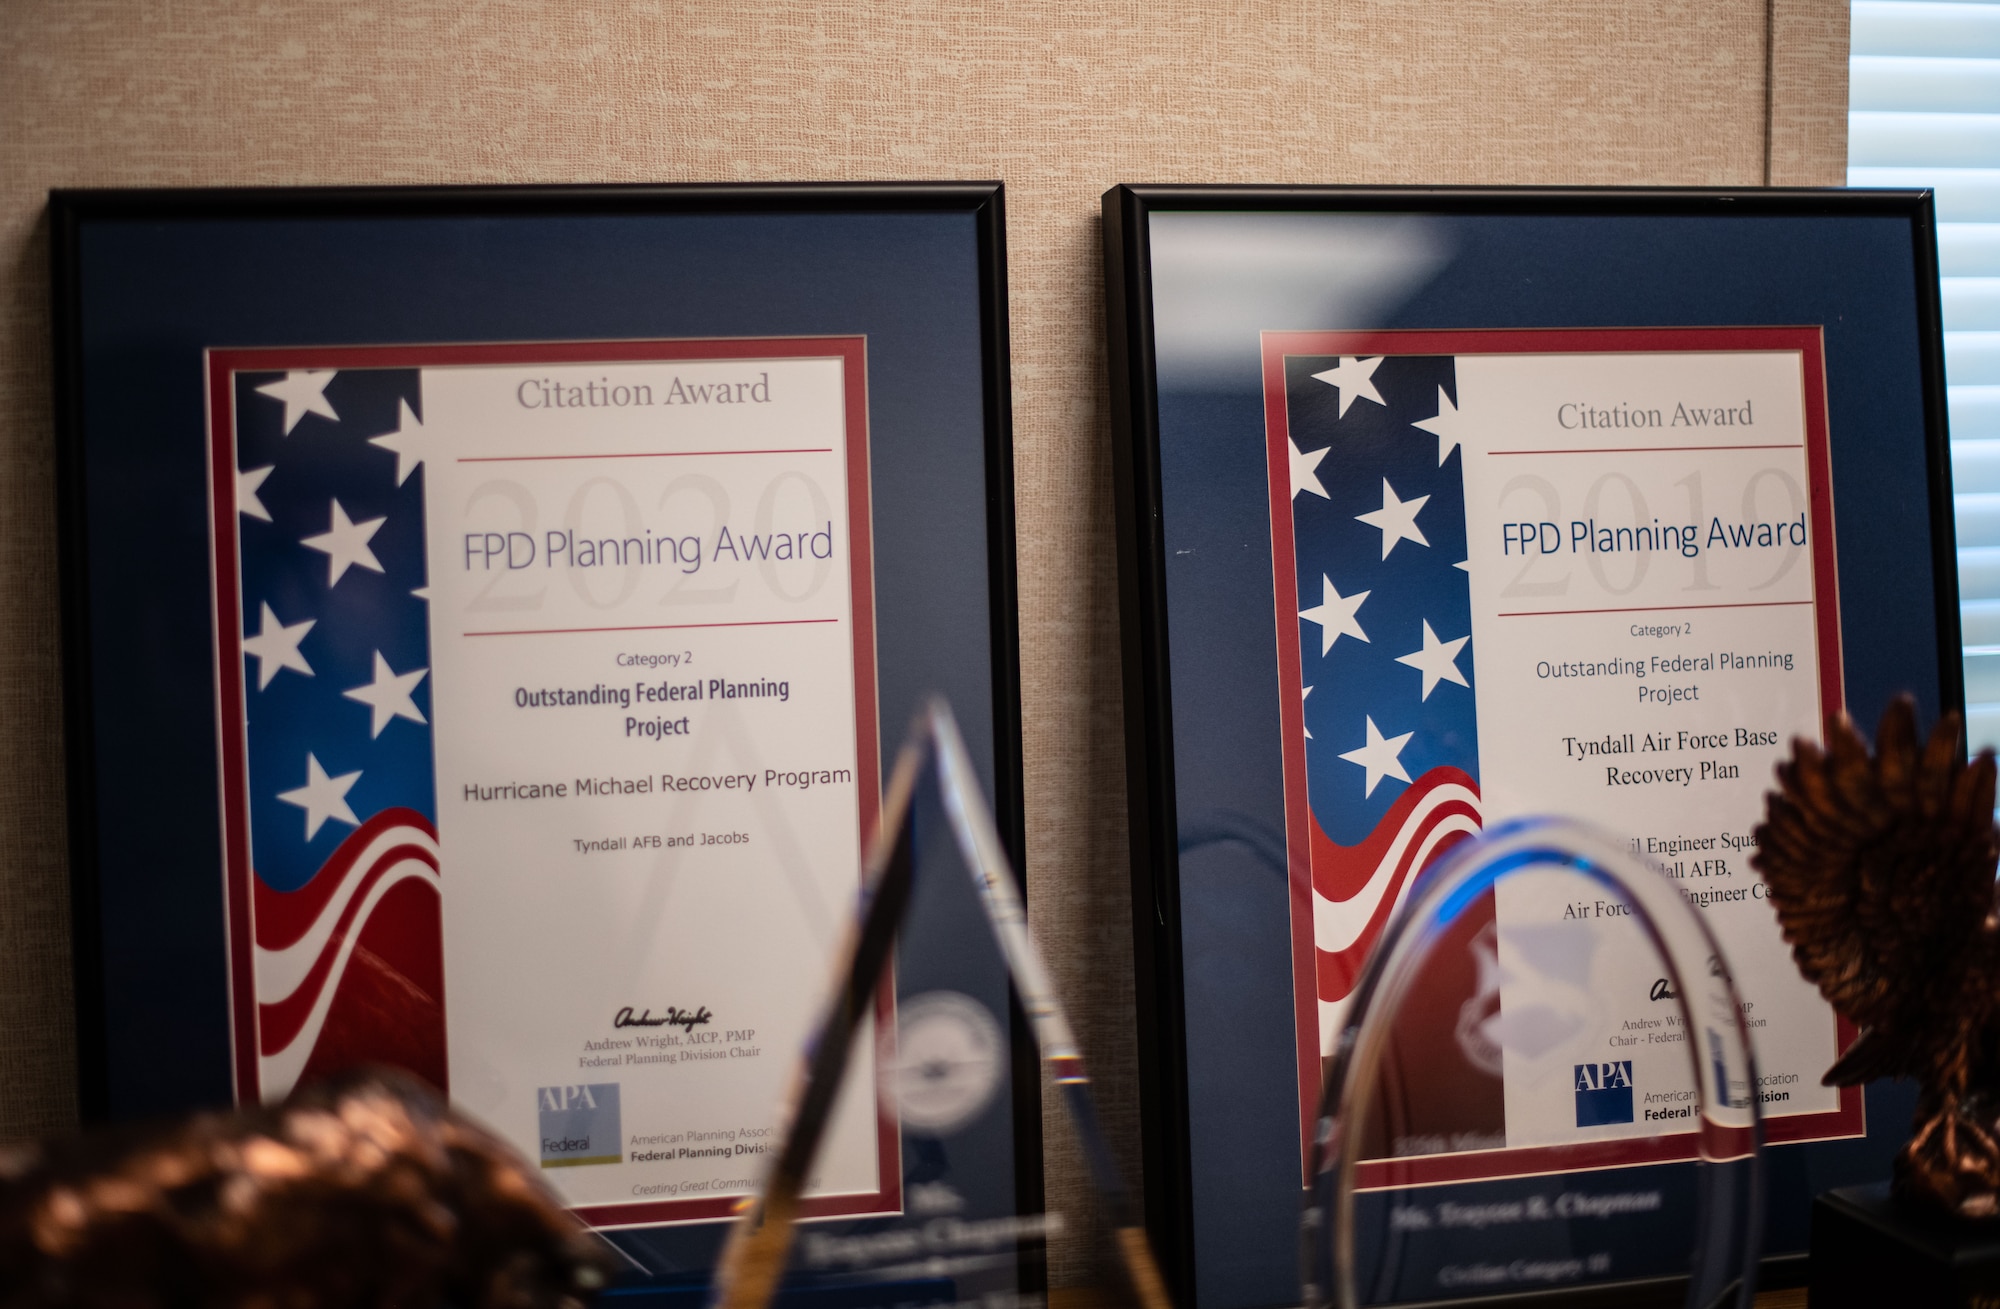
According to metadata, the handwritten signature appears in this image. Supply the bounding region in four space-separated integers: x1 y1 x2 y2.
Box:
615 1005 713 1032
1651 955 1725 1002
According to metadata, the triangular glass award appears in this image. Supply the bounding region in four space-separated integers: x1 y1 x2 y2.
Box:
706 698 1172 1309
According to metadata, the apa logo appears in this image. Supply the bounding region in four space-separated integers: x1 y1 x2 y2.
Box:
537 1082 622 1168
540 1084 601 1112
1573 1061 1635 1127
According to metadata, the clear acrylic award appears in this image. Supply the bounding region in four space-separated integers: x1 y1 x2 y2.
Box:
1302 818 1765 1308
708 699 1171 1309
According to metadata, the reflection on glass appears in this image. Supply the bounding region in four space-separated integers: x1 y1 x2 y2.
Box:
1303 818 1763 1309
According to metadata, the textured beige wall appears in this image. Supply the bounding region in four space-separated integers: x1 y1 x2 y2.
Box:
1772 0 1854 184
0 0 1847 1282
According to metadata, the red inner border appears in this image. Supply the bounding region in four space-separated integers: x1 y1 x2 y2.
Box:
1256 327 1861 1191
206 336 897 1228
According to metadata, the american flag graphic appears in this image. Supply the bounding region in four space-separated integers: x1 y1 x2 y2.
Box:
216 363 445 1102
1270 352 1488 1035
1265 346 1508 1171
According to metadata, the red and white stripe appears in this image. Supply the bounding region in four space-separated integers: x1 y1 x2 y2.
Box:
1311 768 1482 1052
251 808 441 1099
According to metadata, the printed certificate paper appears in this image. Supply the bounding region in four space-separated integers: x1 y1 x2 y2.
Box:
1262 328 1860 1188
206 338 892 1226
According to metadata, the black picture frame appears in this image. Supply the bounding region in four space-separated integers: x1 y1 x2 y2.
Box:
1103 184 1958 1307
49 182 1037 1265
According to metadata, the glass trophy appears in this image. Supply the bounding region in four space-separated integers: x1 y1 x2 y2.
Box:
702 698 1171 1309
1302 818 1765 1309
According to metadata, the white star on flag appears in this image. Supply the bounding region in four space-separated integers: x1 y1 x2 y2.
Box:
277 753 361 841
343 651 429 737
1355 478 1430 560
1299 574 1370 655
239 466 275 522
242 602 314 690
1308 356 1385 419
1302 685 1313 740
1290 437 1331 500
254 371 339 435
1412 386 1469 467
368 399 429 486
1395 620 1471 700
1339 716 1414 797
302 499 387 587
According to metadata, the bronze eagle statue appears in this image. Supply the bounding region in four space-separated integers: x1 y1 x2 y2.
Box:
1753 696 2000 1217
0 1069 615 1308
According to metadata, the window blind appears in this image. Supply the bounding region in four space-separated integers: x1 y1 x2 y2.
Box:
1850 0 2000 748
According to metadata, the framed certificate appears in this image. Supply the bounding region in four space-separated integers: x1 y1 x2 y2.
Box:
1103 187 1957 1306
1265 325 1858 1183
51 184 1030 1261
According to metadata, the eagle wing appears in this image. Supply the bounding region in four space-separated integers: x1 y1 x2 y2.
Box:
1751 698 2000 1085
